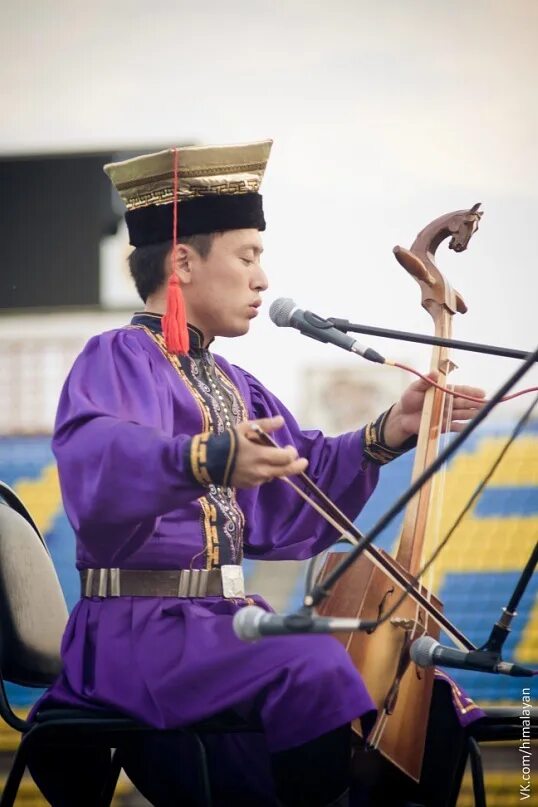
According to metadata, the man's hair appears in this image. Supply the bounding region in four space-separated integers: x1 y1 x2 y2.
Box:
128 233 216 302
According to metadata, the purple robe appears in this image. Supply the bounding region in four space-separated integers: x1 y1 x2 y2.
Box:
37 316 483 803
38 316 379 757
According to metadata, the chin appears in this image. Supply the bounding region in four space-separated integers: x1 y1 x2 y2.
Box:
219 321 250 339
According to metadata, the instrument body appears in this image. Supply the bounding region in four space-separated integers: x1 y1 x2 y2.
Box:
317 204 482 781
317 551 442 779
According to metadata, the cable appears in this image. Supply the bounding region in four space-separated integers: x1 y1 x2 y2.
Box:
388 361 537 404
344 391 538 631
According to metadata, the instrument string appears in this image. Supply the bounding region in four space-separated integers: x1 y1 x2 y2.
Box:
424 379 453 596
295 391 538 635
374 348 455 748
283 391 538 747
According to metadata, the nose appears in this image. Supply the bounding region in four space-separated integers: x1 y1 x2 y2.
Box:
251 262 268 292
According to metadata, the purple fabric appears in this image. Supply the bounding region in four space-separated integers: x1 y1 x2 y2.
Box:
434 670 485 727
38 326 379 751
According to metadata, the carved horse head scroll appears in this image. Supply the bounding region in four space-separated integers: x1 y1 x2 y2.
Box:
392 203 482 317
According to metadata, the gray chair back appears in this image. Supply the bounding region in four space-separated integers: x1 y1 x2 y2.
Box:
0 481 68 687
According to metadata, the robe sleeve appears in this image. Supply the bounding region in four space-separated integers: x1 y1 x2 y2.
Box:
237 369 380 560
53 329 206 563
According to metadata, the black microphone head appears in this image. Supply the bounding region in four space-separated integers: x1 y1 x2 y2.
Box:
410 635 437 667
269 297 296 327
232 605 266 642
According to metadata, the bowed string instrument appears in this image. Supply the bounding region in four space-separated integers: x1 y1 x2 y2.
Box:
255 203 524 782
321 203 483 781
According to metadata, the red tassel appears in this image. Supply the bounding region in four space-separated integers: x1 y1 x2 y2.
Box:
162 272 189 354
162 146 189 354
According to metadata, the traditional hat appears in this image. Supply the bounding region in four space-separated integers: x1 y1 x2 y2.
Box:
104 140 272 246
104 140 272 353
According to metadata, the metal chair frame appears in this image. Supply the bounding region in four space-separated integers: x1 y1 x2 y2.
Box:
0 687 259 806
2 481 536 807
464 705 538 807
0 482 260 806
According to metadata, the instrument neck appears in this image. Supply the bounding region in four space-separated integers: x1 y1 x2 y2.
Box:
396 305 453 574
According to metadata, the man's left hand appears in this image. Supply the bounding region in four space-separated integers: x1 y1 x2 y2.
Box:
383 373 486 450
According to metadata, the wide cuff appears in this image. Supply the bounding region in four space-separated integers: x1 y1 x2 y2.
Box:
184 429 238 487
362 406 417 466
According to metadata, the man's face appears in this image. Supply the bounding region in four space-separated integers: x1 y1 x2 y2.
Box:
183 229 268 342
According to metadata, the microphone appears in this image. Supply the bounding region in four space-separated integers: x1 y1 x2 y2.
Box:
269 298 385 363
233 605 369 642
410 635 534 678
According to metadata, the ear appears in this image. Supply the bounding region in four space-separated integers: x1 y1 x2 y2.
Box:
167 244 193 286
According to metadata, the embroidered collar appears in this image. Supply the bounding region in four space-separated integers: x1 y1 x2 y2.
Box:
131 312 213 353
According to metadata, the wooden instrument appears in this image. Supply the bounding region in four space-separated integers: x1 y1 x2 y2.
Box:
316 203 483 782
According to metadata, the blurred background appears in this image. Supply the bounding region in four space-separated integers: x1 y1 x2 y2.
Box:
0 1 536 804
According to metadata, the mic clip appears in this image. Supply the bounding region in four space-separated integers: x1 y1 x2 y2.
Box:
281 605 319 633
465 648 503 672
303 311 335 331
300 311 339 344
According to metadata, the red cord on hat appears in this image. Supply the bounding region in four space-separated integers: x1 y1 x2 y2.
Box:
162 147 189 354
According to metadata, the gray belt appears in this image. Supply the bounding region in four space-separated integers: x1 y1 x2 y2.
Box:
80 566 246 599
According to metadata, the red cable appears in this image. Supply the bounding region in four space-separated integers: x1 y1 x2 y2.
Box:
172 147 178 269
392 362 538 404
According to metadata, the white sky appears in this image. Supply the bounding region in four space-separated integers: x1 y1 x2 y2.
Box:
1 0 537 416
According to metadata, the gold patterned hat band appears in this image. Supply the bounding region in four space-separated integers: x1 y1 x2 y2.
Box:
104 139 272 247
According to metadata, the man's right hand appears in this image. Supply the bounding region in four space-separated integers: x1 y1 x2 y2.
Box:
231 416 308 489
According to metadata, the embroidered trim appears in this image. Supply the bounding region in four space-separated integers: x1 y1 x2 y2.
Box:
190 432 213 485
132 325 212 432
434 669 483 716
214 363 249 422
130 324 246 568
200 498 219 569
117 161 267 190
362 406 417 466
187 430 237 488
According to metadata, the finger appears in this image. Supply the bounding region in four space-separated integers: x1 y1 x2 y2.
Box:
451 385 486 400
442 409 481 428
444 421 470 433
252 415 285 431
450 398 486 411
448 408 482 421
240 417 285 442
408 372 438 392
269 457 309 479
263 445 300 467
446 402 482 416
246 416 285 434
443 415 476 428
447 398 484 412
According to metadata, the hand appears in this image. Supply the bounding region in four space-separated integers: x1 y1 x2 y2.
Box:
231 416 308 488
383 373 486 449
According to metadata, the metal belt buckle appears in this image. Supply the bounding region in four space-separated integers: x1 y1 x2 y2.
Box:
220 565 245 599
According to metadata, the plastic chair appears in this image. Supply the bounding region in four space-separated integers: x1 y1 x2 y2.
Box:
0 481 260 806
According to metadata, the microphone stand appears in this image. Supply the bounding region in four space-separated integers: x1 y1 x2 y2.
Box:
243 328 537 675
328 318 535 362
480 540 538 655
321 311 537 632
304 344 538 610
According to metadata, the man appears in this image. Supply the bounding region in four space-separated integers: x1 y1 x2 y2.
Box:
31 140 484 806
